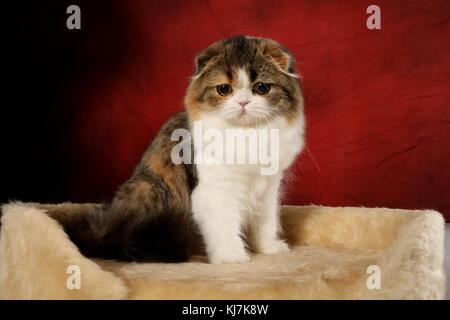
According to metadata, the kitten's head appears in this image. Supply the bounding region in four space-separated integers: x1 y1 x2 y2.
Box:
185 36 303 126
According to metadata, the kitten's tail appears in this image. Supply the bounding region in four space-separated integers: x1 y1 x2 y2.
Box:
37 203 199 262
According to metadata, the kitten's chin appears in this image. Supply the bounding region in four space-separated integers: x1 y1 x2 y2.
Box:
224 113 271 127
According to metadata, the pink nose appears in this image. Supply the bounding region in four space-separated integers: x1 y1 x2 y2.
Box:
239 101 250 107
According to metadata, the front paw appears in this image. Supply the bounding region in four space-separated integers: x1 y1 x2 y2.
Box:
257 240 290 255
209 246 250 264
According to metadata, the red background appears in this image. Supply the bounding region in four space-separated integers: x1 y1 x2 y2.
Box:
7 1 450 219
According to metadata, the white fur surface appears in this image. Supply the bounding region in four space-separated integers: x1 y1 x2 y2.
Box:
0 204 445 299
0 203 128 299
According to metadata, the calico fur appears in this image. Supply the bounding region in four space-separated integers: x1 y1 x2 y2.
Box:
14 36 305 264
48 113 203 262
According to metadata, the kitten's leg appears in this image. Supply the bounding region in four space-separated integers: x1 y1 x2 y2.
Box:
253 175 290 254
191 182 250 264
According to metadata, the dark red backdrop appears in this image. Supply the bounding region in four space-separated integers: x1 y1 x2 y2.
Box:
6 1 450 220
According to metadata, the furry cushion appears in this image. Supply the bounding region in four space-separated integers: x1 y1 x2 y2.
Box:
0 203 446 299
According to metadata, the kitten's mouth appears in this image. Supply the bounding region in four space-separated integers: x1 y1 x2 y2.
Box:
237 110 253 121
230 112 266 127
222 107 270 126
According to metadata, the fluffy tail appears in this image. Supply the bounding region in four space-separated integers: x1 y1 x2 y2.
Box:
38 203 201 262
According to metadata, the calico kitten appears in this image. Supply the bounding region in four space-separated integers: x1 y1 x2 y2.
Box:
48 35 305 264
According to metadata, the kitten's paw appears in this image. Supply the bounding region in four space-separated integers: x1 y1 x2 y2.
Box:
258 240 290 255
209 247 250 264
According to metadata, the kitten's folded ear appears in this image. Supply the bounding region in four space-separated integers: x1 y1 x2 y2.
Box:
194 43 222 76
259 39 297 76
195 52 212 75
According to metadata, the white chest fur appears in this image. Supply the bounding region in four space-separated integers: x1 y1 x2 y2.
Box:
189 113 305 264
191 114 305 178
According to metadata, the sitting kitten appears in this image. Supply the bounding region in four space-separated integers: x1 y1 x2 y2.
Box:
58 35 305 264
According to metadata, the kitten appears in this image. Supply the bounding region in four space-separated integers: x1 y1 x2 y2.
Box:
50 35 305 264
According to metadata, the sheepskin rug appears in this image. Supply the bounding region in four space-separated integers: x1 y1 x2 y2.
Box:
0 203 446 300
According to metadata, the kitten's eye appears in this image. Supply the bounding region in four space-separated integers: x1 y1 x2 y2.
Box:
216 84 232 96
254 82 271 95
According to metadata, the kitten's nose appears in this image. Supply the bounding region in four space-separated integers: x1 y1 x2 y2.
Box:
239 101 250 107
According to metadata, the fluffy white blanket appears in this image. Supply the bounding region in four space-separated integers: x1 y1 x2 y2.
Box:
0 203 446 299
